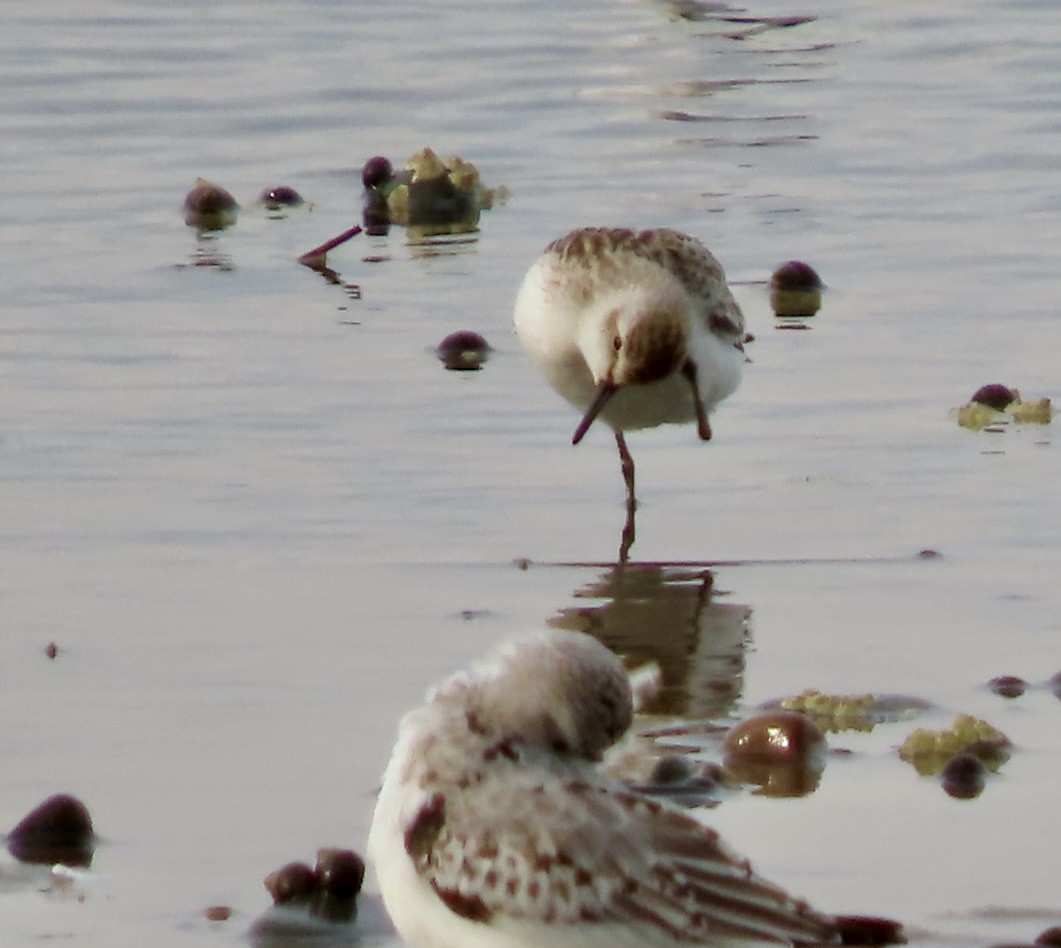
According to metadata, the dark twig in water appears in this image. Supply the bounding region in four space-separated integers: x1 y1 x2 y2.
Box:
298 225 363 269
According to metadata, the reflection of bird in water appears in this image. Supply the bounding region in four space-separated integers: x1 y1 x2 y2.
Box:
549 564 750 720
514 228 745 562
368 631 900 948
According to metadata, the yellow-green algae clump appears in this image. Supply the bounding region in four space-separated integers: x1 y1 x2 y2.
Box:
362 147 508 235
956 384 1052 430
780 689 877 732
898 713 1011 776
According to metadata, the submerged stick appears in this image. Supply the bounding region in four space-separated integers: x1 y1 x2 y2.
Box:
298 224 363 269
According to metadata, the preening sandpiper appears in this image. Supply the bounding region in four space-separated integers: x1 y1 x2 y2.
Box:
367 630 902 948
513 227 745 559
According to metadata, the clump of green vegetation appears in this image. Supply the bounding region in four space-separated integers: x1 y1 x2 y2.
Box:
780 689 876 732
774 689 929 733
955 384 1052 430
361 147 508 235
898 713 1011 776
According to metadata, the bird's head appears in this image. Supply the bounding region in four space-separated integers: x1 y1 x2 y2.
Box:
573 281 691 444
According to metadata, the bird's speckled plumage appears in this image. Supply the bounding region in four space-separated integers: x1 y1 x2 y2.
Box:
368 631 846 948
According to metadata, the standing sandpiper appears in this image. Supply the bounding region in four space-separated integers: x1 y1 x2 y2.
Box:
513 227 745 560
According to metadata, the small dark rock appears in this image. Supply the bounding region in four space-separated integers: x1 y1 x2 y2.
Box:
940 752 986 799
971 383 1017 412
650 754 695 785
834 914 906 946
1035 926 1061 946
315 848 365 900
44 641 59 659
8 793 94 867
361 156 394 190
204 905 232 922
264 861 317 905
769 260 823 317
183 178 239 230
988 675 1027 699
436 330 491 371
260 186 304 209
770 260 823 292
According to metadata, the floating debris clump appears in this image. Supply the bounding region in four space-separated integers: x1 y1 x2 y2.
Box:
780 689 876 732
898 713 1011 776
956 384 1052 430
362 147 507 235
771 689 929 733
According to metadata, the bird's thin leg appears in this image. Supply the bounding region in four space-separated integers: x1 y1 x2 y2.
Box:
616 430 636 563
681 359 712 441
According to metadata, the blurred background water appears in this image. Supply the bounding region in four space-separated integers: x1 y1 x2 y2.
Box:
2 0 1061 945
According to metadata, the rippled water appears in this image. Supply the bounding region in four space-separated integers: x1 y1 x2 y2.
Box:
3 0 1061 945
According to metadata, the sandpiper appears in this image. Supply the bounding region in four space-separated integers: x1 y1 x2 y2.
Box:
367 630 901 948
513 228 745 558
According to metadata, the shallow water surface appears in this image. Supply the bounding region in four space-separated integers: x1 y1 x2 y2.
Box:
2 0 1061 946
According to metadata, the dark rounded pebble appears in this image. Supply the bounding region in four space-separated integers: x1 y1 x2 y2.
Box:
988 675 1027 699
264 861 317 905
259 185 304 209
8 793 94 867
769 260 823 318
204 905 232 922
834 915 906 946
770 260 823 292
971 383 1017 411
183 179 239 230
1036 927 1061 946
650 754 695 785
315 848 365 900
436 330 491 371
44 641 59 659
183 180 238 215
940 752 986 799
362 156 394 190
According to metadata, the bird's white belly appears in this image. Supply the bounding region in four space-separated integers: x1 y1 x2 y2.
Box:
534 336 743 435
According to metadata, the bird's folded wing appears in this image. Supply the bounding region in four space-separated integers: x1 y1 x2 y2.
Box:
405 772 837 945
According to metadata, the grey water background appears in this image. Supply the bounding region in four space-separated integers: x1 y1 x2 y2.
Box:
3 0 1061 944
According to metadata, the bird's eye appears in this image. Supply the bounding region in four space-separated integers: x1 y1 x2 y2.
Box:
612 336 622 352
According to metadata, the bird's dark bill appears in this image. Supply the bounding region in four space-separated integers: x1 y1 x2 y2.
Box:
572 380 617 445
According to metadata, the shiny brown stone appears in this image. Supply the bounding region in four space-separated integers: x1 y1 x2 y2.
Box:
722 711 827 797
